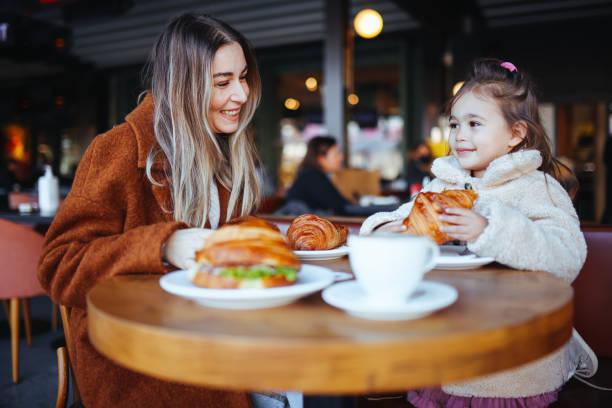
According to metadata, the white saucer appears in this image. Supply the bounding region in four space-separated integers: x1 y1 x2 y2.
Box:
435 245 495 270
294 245 349 261
160 265 335 310
331 271 353 282
322 280 458 321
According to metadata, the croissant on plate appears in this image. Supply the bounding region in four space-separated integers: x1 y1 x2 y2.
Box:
402 189 478 244
287 214 348 250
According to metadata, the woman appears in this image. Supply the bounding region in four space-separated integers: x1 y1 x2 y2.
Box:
38 14 261 408
285 136 349 214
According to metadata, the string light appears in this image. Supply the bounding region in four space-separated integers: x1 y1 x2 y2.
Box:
305 77 318 92
284 98 300 110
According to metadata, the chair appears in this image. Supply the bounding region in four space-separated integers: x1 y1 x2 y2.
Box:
259 194 286 214
55 305 81 408
0 219 45 383
332 168 381 202
573 228 612 357
7 191 37 211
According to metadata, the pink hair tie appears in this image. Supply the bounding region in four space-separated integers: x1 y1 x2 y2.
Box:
500 61 518 73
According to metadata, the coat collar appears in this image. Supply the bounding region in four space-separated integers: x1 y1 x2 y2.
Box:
125 92 164 170
124 93 172 218
124 92 235 227
431 150 543 188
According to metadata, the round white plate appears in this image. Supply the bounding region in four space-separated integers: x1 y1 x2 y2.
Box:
294 245 349 261
160 265 335 310
322 280 458 321
435 245 495 270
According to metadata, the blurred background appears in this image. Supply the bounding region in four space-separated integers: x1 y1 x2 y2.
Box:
1 0 611 223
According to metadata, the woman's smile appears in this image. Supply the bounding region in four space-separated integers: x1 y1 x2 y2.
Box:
220 108 241 122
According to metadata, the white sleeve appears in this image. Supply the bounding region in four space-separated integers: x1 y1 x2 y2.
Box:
359 178 444 235
467 183 586 283
359 201 413 235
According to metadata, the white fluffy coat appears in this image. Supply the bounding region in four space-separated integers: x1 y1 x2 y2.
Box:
361 150 589 398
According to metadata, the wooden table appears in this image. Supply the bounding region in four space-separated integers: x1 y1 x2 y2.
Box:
87 259 573 395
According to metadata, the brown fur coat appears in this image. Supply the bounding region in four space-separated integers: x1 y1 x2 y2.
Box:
38 95 250 408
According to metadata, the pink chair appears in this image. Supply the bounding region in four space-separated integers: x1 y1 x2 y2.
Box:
0 219 45 383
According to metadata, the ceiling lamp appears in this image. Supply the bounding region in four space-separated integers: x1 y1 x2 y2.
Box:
347 93 359 105
354 9 383 39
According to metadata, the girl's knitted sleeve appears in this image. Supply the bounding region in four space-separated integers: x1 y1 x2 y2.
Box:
359 178 444 235
468 178 586 282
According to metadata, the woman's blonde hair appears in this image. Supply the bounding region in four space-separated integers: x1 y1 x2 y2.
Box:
143 13 262 227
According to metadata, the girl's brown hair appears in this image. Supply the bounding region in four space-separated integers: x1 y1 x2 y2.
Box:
447 58 574 188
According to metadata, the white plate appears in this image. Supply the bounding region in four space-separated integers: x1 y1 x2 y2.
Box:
435 245 495 270
160 265 335 310
294 245 349 261
322 280 458 321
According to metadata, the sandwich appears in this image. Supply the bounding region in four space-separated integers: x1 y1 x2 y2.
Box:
191 219 301 289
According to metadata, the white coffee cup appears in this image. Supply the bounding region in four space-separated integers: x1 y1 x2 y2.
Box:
348 233 439 306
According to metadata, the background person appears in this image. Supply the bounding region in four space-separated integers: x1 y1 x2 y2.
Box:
284 135 350 215
404 141 433 195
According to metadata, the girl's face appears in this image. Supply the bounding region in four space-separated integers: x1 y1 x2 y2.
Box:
318 145 344 173
209 42 249 134
449 90 523 178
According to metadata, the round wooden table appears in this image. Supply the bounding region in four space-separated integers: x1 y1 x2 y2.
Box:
87 259 573 395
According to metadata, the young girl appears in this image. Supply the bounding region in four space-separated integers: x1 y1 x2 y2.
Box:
361 59 597 407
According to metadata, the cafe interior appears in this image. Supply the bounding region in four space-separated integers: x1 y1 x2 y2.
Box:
1 0 612 407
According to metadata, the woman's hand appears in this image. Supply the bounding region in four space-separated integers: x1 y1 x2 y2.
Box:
163 228 213 270
439 208 488 242
374 219 407 234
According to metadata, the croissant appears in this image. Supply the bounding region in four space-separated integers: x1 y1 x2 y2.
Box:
287 214 348 250
402 189 478 244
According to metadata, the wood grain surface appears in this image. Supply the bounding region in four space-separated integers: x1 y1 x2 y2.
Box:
87 259 573 394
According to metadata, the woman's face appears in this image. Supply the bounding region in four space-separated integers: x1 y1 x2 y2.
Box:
209 42 250 134
318 145 344 173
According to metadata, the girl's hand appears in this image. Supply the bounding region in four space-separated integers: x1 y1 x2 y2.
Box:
163 228 214 270
374 219 407 234
439 208 488 242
